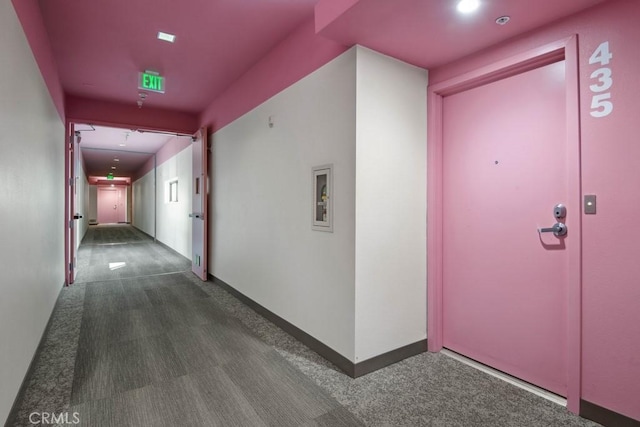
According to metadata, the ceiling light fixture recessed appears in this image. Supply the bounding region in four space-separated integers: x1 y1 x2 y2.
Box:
157 31 176 43
457 0 480 14
495 15 510 25
111 166 117 170
119 143 126 147
114 158 120 162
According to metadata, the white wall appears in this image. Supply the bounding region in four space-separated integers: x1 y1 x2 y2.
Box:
133 169 155 237
0 2 65 423
133 144 193 259
354 46 428 361
211 49 358 360
211 47 427 363
76 156 89 245
155 145 192 258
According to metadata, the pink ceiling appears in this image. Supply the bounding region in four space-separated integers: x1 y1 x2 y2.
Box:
317 0 608 69
33 0 607 178
38 0 317 113
36 0 608 117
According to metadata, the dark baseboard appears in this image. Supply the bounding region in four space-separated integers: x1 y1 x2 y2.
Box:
580 400 640 427
4 284 65 427
354 339 428 377
210 275 427 378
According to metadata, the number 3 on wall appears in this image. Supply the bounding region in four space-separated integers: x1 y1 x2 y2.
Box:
589 42 613 118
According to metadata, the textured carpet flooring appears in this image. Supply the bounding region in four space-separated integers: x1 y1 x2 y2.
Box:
10 226 361 426
74 225 191 284
201 283 602 427
9 225 601 426
80 224 151 245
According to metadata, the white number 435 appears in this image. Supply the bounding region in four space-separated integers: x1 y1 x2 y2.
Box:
589 42 613 118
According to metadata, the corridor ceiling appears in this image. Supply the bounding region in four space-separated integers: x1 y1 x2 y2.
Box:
38 0 317 113
37 0 606 114
79 125 179 178
31 0 607 178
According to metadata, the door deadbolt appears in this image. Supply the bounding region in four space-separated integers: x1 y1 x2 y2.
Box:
553 203 566 219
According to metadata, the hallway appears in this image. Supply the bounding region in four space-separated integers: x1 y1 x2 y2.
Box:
10 225 361 426
8 225 599 426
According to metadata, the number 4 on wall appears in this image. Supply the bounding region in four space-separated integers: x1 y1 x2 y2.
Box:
589 41 612 66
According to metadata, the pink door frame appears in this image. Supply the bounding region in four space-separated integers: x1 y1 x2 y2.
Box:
64 123 75 285
427 36 582 412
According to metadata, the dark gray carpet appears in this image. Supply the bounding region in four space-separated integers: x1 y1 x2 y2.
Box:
8 224 599 426
74 225 191 283
81 224 152 245
8 227 362 427
65 271 353 426
199 283 602 427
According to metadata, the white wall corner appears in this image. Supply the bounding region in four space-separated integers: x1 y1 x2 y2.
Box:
354 45 428 362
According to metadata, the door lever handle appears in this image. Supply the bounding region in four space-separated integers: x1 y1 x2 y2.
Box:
538 222 567 237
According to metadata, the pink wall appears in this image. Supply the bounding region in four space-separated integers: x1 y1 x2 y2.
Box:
314 0 360 33
431 0 640 420
199 19 348 131
66 95 199 135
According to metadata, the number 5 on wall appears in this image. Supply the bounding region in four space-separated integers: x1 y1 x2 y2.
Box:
590 93 613 118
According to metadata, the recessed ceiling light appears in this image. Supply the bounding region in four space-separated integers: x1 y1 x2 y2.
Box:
157 31 176 43
111 166 117 170
119 143 126 147
495 15 510 25
457 0 480 14
114 158 120 162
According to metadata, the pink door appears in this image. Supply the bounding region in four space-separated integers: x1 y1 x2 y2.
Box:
442 60 570 396
97 188 119 224
191 128 208 280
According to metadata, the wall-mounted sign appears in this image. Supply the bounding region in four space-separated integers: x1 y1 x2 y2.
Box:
107 173 114 180
138 71 165 93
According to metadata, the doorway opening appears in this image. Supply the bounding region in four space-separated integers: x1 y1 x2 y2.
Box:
65 122 208 285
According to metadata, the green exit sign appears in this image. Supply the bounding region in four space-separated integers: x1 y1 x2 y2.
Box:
139 71 165 93
107 173 114 180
